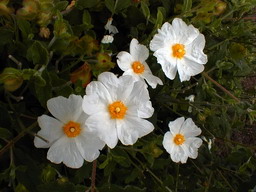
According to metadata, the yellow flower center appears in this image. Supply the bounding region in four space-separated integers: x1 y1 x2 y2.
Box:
132 61 145 74
108 101 127 119
63 121 81 138
172 44 186 59
173 133 185 145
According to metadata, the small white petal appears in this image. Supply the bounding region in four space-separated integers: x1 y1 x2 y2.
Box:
47 94 83 123
142 72 163 89
85 112 118 149
170 145 186 163
172 18 199 44
180 118 202 137
47 137 84 169
75 132 105 162
177 58 204 81
150 22 175 51
168 117 185 134
185 34 207 64
83 94 107 115
130 38 149 62
153 48 178 80
34 115 64 148
125 80 150 106
117 51 134 71
104 18 119 34
117 116 154 145
163 132 175 154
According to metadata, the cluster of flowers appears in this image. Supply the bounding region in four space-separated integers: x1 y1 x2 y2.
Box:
34 18 207 168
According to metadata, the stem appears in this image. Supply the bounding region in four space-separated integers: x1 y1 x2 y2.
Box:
128 152 172 192
204 171 212 192
202 72 241 103
215 137 256 149
0 121 38 157
48 36 57 49
8 55 22 69
90 160 97 192
217 169 236 192
175 164 179 192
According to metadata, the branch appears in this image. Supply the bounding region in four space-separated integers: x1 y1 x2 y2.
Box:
202 72 241 103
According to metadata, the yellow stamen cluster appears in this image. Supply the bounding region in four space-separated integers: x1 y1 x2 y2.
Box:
132 61 145 74
108 101 127 119
173 133 185 145
63 121 81 138
172 44 186 59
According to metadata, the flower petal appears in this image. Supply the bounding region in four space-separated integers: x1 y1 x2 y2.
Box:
168 117 185 135
172 18 199 44
117 116 154 145
185 34 207 64
184 137 202 159
85 112 118 149
154 48 178 80
180 118 202 137
163 131 175 154
170 145 187 163
127 100 154 119
150 22 175 51
130 38 149 62
116 51 134 71
47 137 84 169
47 94 83 123
177 57 204 82
125 80 150 105
83 94 107 115
142 72 163 89
86 81 112 103
34 115 64 148
75 132 105 162
98 72 120 100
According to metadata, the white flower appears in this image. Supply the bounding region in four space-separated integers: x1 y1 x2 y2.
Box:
34 94 105 169
101 35 114 44
104 17 119 34
150 18 208 82
82 72 154 149
163 117 202 163
117 38 163 89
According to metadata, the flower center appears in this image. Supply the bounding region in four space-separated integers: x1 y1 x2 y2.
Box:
172 44 186 59
63 121 81 138
108 101 127 119
173 133 185 145
132 61 145 74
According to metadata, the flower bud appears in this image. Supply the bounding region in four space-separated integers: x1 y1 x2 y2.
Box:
0 68 23 92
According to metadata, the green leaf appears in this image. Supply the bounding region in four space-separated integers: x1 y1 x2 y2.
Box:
141 2 150 20
22 69 37 80
76 0 99 9
0 127 12 140
26 41 49 65
105 0 115 13
54 1 69 11
155 8 164 29
0 28 13 46
17 18 32 39
82 10 93 29
34 70 52 107
183 0 192 13
115 0 131 12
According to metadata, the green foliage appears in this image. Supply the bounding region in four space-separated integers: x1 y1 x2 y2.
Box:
0 0 256 191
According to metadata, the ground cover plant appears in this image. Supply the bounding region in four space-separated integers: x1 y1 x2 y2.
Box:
0 0 256 191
